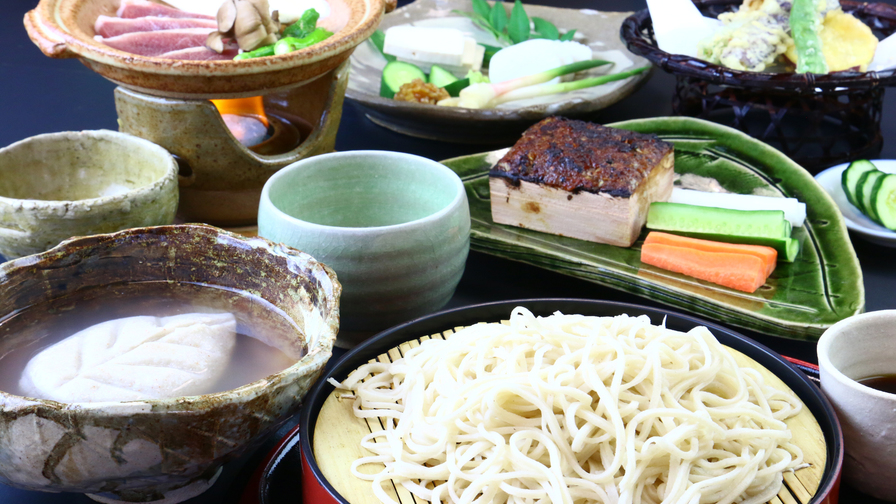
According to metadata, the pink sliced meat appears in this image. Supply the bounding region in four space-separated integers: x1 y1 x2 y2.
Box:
98 28 215 57
95 15 217 37
158 46 239 60
116 0 214 20
318 1 350 34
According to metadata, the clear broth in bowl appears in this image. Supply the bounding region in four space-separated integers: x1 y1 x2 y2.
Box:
0 281 305 399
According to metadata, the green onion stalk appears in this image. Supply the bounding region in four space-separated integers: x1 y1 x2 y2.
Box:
492 65 651 106
455 59 613 109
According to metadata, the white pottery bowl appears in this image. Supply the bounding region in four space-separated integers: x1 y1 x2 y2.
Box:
817 310 896 502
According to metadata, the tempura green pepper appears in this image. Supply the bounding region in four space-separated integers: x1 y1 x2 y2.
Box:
790 0 829 74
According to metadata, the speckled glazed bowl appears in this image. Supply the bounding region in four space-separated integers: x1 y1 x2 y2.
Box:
818 310 896 502
257 151 470 347
0 130 178 260
24 0 384 99
0 225 340 503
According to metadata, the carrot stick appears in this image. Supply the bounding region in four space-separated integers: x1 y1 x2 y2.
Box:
644 231 778 277
640 241 772 293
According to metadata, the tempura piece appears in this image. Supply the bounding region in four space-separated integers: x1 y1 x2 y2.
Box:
697 0 845 72
785 9 878 72
699 0 792 71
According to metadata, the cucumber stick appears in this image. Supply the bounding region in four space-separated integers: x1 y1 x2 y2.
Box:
647 203 790 238
646 203 799 262
790 0 829 74
872 174 896 230
841 159 878 208
379 61 426 99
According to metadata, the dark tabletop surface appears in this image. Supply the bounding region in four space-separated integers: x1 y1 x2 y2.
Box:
2 0 895 502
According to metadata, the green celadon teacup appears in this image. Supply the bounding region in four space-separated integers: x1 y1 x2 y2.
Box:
258 150 471 347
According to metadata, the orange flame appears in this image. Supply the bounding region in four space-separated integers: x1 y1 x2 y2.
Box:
210 96 269 127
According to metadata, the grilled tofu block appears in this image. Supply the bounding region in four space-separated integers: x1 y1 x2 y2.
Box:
489 117 674 247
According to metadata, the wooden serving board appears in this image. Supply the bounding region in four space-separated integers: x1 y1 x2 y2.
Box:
314 325 826 504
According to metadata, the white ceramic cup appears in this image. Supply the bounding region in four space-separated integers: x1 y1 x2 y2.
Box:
257 150 470 347
817 310 896 501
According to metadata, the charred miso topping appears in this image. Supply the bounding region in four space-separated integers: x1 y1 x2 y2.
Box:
489 117 673 197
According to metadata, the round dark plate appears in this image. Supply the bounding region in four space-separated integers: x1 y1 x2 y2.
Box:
263 299 845 504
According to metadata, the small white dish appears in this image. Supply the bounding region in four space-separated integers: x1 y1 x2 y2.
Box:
814 159 896 247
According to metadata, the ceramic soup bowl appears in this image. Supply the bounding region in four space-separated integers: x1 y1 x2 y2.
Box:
818 310 896 502
0 130 178 259
257 150 470 347
25 0 385 98
0 225 340 503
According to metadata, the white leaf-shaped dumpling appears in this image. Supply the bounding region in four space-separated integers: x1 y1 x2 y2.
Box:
19 312 237 403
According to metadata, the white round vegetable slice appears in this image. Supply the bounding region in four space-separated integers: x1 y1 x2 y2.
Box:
488 39 591 84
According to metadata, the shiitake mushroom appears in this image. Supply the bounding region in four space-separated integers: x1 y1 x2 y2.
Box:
206 0 280 53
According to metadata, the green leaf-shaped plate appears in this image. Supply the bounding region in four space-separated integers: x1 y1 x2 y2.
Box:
441 117 865 340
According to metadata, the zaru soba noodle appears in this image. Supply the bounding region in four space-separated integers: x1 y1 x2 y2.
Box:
330 308 805 504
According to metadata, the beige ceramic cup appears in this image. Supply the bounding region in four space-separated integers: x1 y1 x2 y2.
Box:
0 130 178 259
817 310 896 501
257 150 470 347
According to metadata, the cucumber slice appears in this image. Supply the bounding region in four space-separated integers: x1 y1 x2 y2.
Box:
442 78 471 97
858 170 886 223
646 203 799 261
871 173 896 230
841 159 878 208
428 65 459 88
379 61 427 99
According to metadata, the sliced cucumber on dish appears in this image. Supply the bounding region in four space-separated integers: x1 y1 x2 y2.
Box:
379 61 426 99
871 174 896 230
443 78 471 97
857 170 885 223
841 159 877 208
840 159 896 230
428 65 459 89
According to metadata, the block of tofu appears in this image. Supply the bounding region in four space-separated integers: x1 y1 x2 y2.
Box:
489 117 675 247
383 26 484 74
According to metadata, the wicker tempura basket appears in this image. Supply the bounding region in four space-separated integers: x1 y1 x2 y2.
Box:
621 0 896 170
